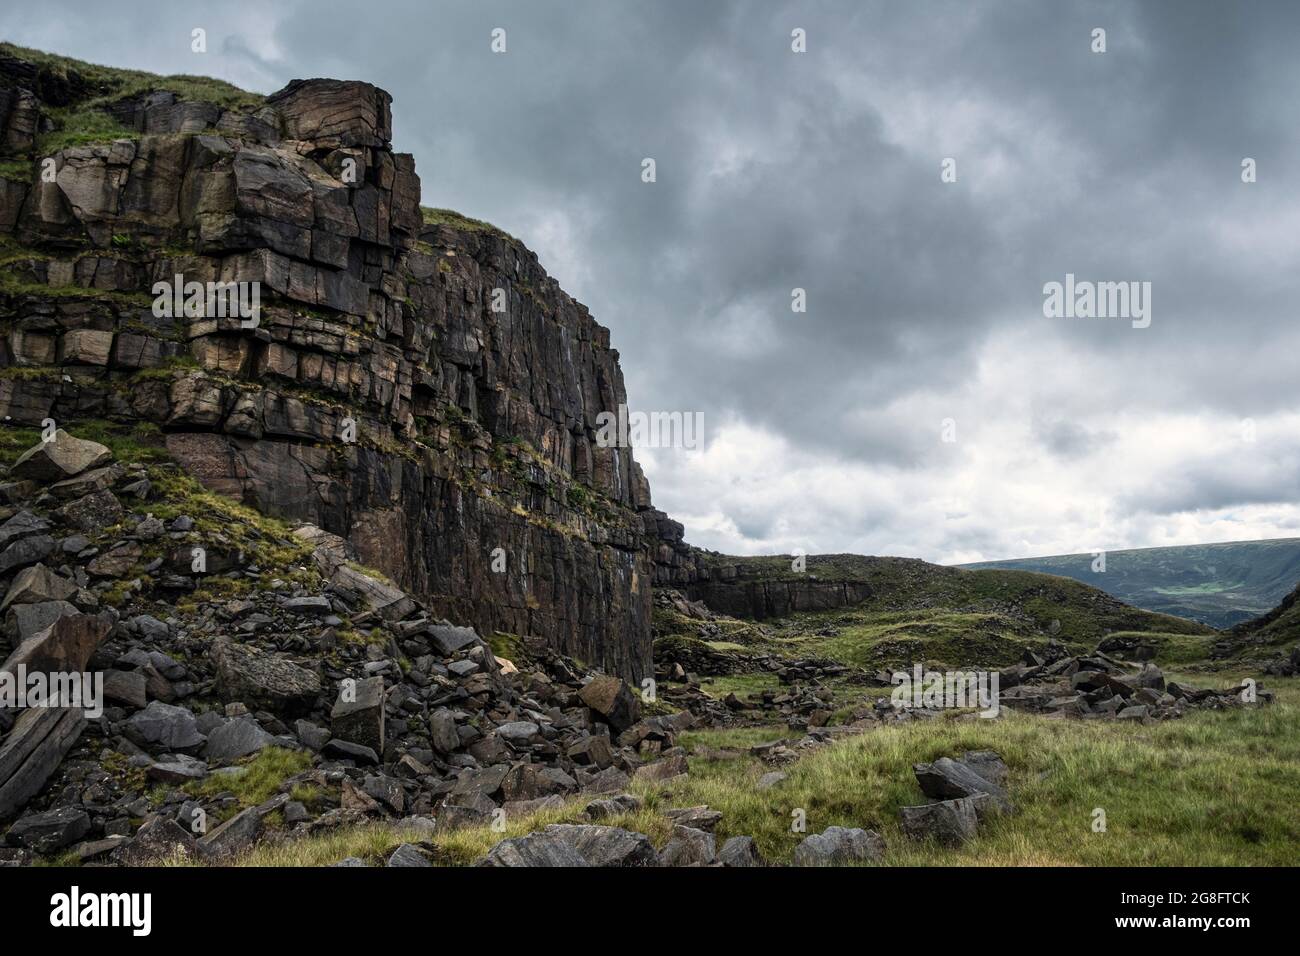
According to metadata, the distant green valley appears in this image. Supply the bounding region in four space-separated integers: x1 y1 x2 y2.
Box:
960 538 1300 629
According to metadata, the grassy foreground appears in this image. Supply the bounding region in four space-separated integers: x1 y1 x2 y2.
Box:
186 675 1298 867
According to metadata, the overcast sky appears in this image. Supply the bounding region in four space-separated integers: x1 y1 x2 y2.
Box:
6 0 1300 563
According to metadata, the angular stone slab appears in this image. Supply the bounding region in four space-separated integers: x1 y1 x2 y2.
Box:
0 705 86 819
10 430 111 482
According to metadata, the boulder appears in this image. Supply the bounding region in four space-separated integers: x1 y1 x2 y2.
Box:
4 806 91 853
428 708 459 754
50 463 124 500
540 824 658 867
330 564 415 621
123 701 206 753
0 511 50 549
0 535 54 576
579 675 641 732
718 835 765 867
2 612 112 675
130 614 170 642
631 754 688 784
0 705 86 818
479 831 591 867
567 734 614 768
1137 663 1166 690
213 640 322 714
203 717 278 761
792 826 886 866
146 754 209 785
329 675 384 752
281 595 332 616
103 669 149 709
322 739 379 765
3 563 77 612
197 806 263 860
427 623 479 656
913 756 1012 811
9 430 111 482
496 721 540 747
114 816 196 865
582 766 632 794
56 489 123 533
85 541 141 577
657 824 716 866
6 600 79 644
664 805 723 831
266 78 393 149
584 793 642 820
436 791 497 832
294 719 331 751
900 798 981 846
386 843 432 867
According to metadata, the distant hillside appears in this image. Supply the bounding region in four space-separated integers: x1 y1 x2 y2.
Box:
961 538 1300 629
687 552 1215 647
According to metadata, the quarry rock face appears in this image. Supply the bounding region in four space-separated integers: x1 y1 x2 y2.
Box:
0 52 658 680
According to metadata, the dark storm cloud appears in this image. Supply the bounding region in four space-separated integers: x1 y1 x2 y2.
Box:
6 0 1299 554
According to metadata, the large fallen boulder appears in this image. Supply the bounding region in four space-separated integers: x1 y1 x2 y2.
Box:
0 704 87 818
1 612 112 675
9 431 112 483
579 675 641 732
212 639 322 714
330 563 415 621
330 675 385 752
913 756 1012 811
203 717 279 762
6 601 80 645
1 564 78 611
123 701 206 754
3 805 91 853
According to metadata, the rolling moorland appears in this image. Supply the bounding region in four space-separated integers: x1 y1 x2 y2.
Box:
0 43 1296 868
961 538 1300 629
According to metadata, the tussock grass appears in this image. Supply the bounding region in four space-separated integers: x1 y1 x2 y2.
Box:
184 748 313 809
0 42 264 110
652 675 1300 866
419 206 514 241
165 822 430 868
36 107 135 154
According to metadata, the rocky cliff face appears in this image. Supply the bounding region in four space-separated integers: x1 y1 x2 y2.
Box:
0 48 660 680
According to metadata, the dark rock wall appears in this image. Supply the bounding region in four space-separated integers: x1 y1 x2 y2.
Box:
0 55 656 679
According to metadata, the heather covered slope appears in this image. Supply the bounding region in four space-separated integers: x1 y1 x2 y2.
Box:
961 538 1300 629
